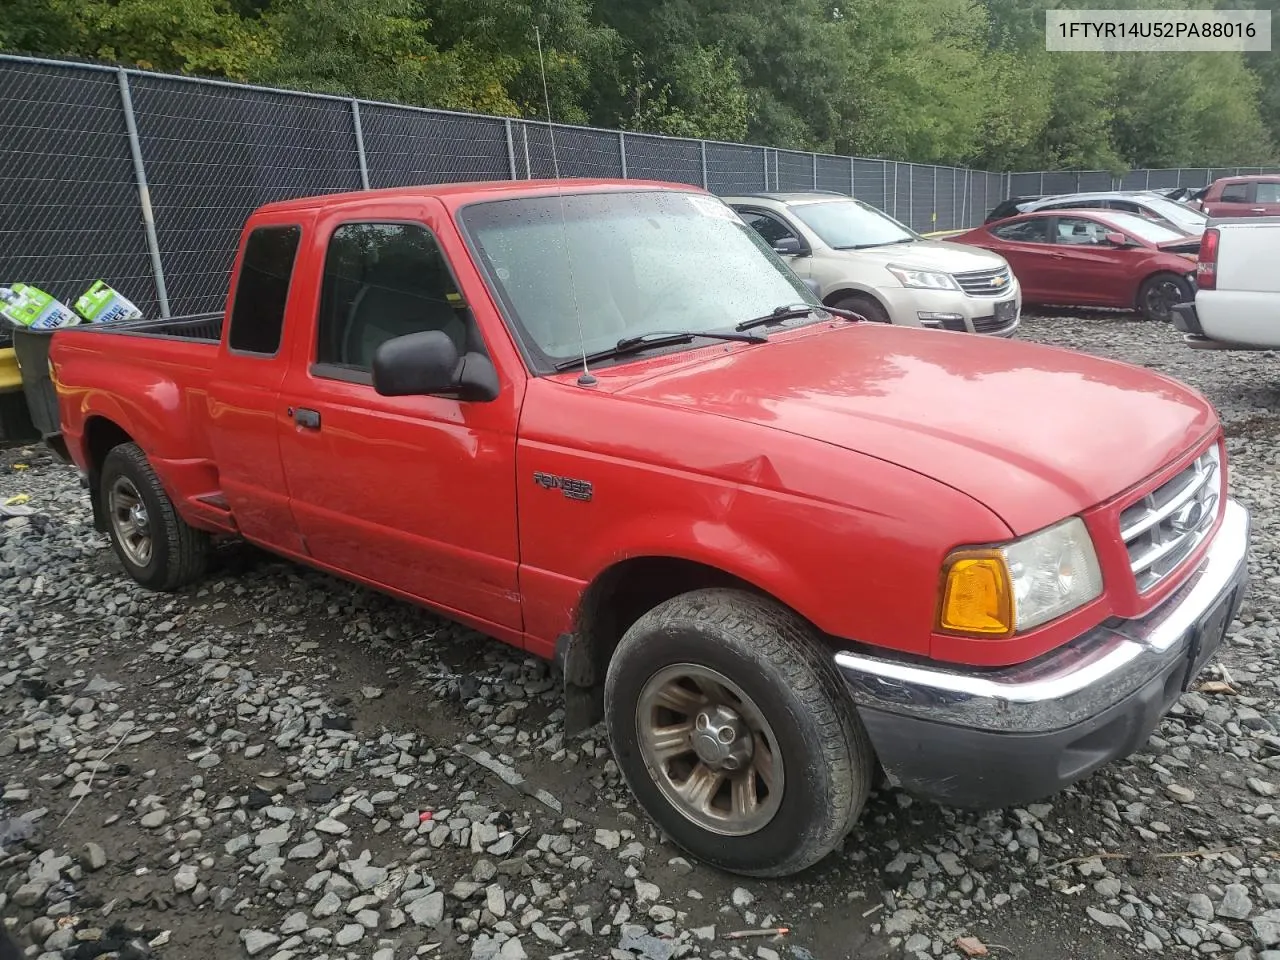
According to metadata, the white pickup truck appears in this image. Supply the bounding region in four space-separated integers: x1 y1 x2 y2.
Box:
1172 217 1280 349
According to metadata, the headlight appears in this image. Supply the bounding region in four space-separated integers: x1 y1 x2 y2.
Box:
938 517 1103 637
887 265 959 291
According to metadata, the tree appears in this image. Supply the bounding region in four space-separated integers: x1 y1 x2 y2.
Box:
619 46 749 141
251 0 518 115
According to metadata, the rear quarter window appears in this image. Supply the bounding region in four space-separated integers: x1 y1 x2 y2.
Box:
228 225 302 355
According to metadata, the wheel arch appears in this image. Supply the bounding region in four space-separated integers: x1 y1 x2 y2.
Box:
822 286 887 310
556 554 811 734
83 415 136 532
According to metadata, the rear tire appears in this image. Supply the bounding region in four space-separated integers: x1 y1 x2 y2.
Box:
1138 272 1192 323
100 442 210 591
830 293 891 324
604 588 874 877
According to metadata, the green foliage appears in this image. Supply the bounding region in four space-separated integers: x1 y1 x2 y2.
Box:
2 0 1275 169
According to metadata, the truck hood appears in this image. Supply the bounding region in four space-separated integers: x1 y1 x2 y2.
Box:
831 238 1008 273
604 325 1216 534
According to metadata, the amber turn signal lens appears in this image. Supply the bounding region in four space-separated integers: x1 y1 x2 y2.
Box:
938 551 1014 637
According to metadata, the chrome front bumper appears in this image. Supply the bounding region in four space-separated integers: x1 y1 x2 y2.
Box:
833 499 1250 807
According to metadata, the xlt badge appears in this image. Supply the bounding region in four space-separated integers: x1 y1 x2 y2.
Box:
533 472 593 502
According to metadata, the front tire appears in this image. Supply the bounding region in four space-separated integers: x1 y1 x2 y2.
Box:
100 443 210 591
830 293 891 324
1138 272 1192 323
603 588 874 877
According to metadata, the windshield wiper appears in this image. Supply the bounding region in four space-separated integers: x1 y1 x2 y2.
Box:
835 237 917 250
735 303 863 332
552 329 766 371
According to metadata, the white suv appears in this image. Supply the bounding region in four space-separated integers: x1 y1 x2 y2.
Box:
725 192 1021 336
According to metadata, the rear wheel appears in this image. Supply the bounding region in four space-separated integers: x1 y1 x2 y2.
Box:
1138 272 1193 323
100 443 210 591
830 293 890 324
604 588 874 877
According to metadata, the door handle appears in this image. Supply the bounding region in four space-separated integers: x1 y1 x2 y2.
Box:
1051 253 1065 259
289 407 321 430
1252 207 1267 213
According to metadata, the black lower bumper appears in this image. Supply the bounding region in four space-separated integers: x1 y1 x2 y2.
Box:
857 646 1194 809
836 500 1250 810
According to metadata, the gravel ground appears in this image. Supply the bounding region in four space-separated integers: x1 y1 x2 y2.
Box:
1 311 1279 960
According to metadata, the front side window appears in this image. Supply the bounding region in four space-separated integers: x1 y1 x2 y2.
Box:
738 210 800 246
459 191 815 371
228 225 301 355
1220 183 1251 202
315 222 471 375
788 199 915 249
992 219 1051 243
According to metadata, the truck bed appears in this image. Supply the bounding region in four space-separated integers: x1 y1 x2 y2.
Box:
1193 217 1280 348
60 312 223 343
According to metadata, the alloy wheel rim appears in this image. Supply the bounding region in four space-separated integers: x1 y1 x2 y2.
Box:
108 476 153 567
635 663 784 836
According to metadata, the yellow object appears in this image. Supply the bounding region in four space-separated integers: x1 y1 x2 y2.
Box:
0 347 21 392
938 549 1013 636
4 494 30 505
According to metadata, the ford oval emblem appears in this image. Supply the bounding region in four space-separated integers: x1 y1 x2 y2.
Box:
1169 499 1204 535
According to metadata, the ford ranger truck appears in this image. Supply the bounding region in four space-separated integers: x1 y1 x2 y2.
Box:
47 180 1250 878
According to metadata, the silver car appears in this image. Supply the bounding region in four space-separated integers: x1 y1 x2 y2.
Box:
725 192 1021 336
1018 191 1209 236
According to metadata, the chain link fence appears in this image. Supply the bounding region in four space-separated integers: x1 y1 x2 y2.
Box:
4 53 1280 319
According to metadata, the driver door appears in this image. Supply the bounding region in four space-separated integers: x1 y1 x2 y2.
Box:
275 202 523 631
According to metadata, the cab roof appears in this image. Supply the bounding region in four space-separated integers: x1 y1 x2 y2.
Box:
254 178 703 216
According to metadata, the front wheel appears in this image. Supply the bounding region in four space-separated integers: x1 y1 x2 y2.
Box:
100 442 210 591
603 588 874 877
1138 272 1193 323
830 293 890 324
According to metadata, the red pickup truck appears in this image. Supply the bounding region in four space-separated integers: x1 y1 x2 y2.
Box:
49 179 1249 878
1197 174 1280 218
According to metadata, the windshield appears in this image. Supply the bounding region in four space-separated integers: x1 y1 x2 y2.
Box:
460 190 817 369
1140 195 1208 232
1105 212 1187 245
788 199 916 249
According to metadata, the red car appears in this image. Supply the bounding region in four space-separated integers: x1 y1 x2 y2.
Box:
951 210 1200 322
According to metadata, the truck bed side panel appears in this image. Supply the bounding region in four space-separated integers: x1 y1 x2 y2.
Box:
51 332 225 529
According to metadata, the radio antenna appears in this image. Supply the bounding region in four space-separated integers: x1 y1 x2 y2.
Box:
535 25 595 387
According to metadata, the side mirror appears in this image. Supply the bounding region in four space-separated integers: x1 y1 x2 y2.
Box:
772 237 805 256
1104 232 1131 247
372 330 499 401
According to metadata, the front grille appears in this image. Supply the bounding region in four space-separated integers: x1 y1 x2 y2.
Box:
953 266 1014 298
1119 444 1221 593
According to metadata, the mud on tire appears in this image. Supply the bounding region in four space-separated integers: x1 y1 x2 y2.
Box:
603 587 875 877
